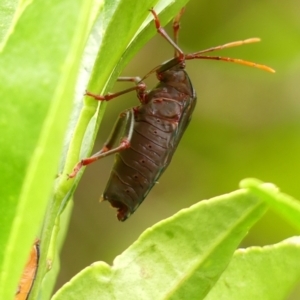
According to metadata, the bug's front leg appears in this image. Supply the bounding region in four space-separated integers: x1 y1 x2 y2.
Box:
85 76 148 103
68 108 135 179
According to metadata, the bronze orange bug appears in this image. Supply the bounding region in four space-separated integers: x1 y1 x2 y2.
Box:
15 240 40 300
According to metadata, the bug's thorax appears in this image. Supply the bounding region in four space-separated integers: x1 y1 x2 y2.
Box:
144 60 194 104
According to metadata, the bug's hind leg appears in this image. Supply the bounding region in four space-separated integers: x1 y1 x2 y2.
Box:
68 109 135 178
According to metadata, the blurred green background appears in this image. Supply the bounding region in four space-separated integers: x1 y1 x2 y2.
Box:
56 0 300 297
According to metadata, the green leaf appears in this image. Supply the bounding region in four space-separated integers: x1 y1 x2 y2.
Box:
42 200 74 299
0 0 100 299
0 0 20 48
0 0 192 299
52 189 266 300
240 178 300 231
206 236 300 300
64 0 193 181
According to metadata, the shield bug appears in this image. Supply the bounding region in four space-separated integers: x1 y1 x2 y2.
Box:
68 8 274 221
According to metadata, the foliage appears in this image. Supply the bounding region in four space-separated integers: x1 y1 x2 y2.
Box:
0 0 299 299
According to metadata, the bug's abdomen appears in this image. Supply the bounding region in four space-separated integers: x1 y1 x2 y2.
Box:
102 99 183 221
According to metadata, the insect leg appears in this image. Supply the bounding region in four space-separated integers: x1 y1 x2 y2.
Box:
117 76 142 83
149 8 185 61
172 7 185 57
85 77 148 103
68 109 135 178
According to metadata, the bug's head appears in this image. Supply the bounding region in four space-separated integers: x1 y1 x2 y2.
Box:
156 57 187 84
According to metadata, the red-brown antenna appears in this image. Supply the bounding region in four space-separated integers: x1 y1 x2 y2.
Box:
185 38 275 73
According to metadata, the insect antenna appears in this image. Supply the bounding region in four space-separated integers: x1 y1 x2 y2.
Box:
185 38 275 73
139 64 162 82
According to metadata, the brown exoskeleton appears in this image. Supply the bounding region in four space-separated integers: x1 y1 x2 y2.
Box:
69 8 274 221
